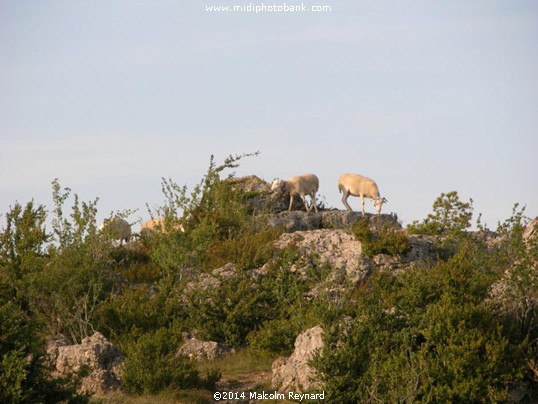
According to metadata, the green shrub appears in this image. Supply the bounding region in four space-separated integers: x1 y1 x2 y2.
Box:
247 318 300 355
93 278 183 348
407 191 473 235
147 152 261 276
352 219 410 258
184 274 278 347
122 327 205 394
313 245 528 403
0 201 49 282
201 228 282 270
0 300 87 403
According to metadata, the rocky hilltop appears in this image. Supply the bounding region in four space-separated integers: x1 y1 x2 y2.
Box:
36 176 536 402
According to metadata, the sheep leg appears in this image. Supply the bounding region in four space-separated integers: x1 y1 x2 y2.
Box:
361 196 366 216
310 192 318 213
300 194 310 212
341 190 353 211
288 194 294 211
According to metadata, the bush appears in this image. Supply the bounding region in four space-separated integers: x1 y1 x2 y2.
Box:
201 228 282 270
313 245 529 403
0 299 87 403
352 219 410 258
0 201 49 282
122 327 205 394
93 278 183 348
247 318 300 355
184 274 278 347
407 191 473 235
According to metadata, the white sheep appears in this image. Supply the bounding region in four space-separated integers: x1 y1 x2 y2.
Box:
141 217 185 234
99 218 132 245
271 174 319 213
337 173 388 215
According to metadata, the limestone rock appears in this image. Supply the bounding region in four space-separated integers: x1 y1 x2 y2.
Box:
272 326 324 393
178 336 235 361
321 210 401 231
373 234 437 272
260 211 322 232
185 263 237 292
275 229 370 283
224 175 304 213
256 211 401 233
47 332 124 395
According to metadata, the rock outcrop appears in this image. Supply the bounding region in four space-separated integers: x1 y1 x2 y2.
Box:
258 211 322 232
254 210 401 233
275 229 371 283
272 326 324 393
371 234 437 272
225 175 305 213
46 332 124 395
178 336 235 361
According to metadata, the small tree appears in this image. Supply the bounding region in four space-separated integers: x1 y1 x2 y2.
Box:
0 201 50 281
147 152 260 276
25 180 116 343
408 191 473 235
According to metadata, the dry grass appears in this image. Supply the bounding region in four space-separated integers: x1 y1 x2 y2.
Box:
92 349 278 404
196 347 276 377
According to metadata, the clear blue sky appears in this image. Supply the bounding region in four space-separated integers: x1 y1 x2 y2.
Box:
1 0 537 230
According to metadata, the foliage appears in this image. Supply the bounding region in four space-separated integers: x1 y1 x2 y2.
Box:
121 327 214 395
0 297 87 403
183 244 318 352
25 181 117 343
313 241 533 403
201 228 282 271
407 191 473 235
184 274 278 347
93 277 182 349
247 318 300 355
2 155 536 401
352 219 410 258
0 201 50 282
147 152 260 276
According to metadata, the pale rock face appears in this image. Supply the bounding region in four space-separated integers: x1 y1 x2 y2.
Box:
275 229 370 283
46 332 124 395
272 326 324 393
177 336 235 361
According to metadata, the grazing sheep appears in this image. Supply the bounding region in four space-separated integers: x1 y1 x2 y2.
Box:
271 174 319 213
99 218 132 245
338 173 388 215
141 217 185 233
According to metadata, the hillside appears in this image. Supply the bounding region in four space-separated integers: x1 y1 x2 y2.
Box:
1 162 537 403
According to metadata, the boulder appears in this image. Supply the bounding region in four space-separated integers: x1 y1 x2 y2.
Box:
372 234 437 272
224 175 304 213
272 326 324 393
321 210 401 231
275 229 370 283
258 211 322 232
255 211 401 233
178 336 235 361
47 332 124 395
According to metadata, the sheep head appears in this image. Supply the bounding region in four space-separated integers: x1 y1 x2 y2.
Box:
271 179 286 191
373 197 388 215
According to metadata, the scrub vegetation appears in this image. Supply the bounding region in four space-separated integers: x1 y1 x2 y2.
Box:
1 153 536 403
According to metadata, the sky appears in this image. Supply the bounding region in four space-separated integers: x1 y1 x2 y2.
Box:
1 0 537 231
